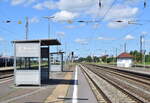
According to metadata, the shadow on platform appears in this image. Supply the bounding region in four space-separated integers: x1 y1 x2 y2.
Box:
26 97 88 103
62 70 74 72
58 97 88 100
43 79 76 85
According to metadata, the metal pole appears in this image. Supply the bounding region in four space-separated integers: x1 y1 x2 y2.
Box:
143 35 146 69
113 48 115 66
14 43 17 85
140 35 143 53
140 35 143 63
135 53 136 67
25 17 29 70
48 46 50 79
43 16 55 38
143 52 145 69
48 21 50 38
115 48 118 66
124 42 127 52
25 17 29 40
61 53 63 71
64 41 67 69
39 41 41 85
105 50 107 64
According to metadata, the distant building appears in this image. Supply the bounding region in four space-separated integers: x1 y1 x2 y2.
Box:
117 52 133 68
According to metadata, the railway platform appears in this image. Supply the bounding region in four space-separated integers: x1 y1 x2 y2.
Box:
121 66 150 75
0 67 14 79
0 67 13 71
96 64 150 75
0 67 73 103
64 65 98 103
0 65 99 103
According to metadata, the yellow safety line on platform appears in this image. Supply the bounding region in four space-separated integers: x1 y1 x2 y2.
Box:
44 72 73 103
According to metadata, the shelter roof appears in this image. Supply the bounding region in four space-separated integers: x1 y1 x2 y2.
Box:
12 39 61 46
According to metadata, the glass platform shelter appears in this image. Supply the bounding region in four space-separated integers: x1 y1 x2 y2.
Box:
12 39 61 86
50 51 64 72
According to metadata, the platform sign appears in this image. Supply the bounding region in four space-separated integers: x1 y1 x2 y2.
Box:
16 43 39 57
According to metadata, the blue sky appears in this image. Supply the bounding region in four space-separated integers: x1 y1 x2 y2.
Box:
0 0 150 57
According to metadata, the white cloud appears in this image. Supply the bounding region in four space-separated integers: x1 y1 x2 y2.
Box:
141 31 148 35
33 3 43 10
65 25 76 29
52 11 78 21
11 0 36 5
57 0 97 12
75 38 88 45
124 34 134 40
84 1 138 20
107 18 137 29
0 37 4 41
11 0 141 29
25 0 36 5
33 1 56 10
29 17 39 23
108 21 128 29
54 0 139 29
124 0 142 5
105 5 138 20
57 0 115 19
11 0 25 5
56 32 65 37
93 23 100 29
97 36 115 40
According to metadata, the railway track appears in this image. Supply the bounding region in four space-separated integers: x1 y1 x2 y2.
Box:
91 64 150 86
0 69 14 79
80 64 150 103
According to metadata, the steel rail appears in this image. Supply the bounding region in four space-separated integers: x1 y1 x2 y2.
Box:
0 69 14 79
82 64 149 103
90 64 150 86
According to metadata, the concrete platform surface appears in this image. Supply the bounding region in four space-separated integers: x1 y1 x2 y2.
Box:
0 70 70 103
0 67 13 71
0 65 98 103
98 64 150 75
122 66 150 75
65 65 98 103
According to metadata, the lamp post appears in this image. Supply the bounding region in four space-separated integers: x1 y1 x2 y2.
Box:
43 16 55 38
142 35 146 69
141 32 148 69
25 17 29 40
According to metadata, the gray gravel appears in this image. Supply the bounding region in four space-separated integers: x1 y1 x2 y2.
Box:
80 65 137 103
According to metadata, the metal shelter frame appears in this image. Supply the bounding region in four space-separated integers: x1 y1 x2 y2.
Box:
50 51 65 72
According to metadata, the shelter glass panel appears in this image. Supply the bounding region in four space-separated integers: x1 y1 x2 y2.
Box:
16 57 39 70
50 54 61 65
41 58 48 68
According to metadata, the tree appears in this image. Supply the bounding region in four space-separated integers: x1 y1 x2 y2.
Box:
93 56 100 62
86 56 92 62
130 50 143 62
